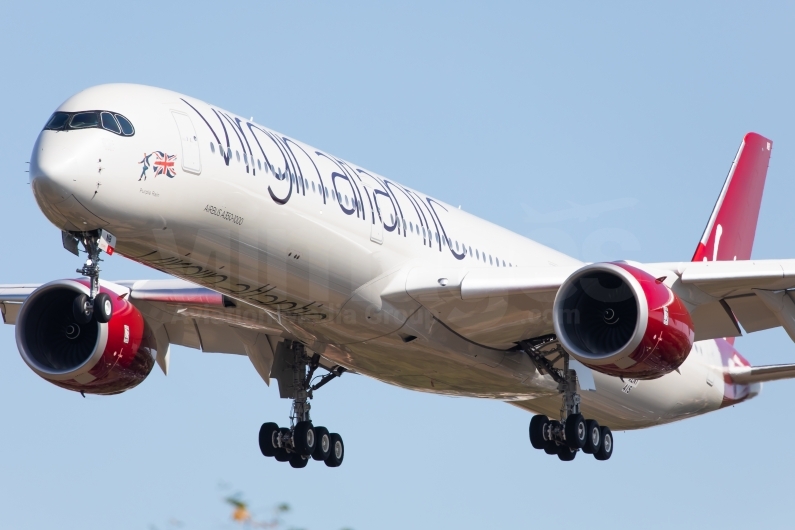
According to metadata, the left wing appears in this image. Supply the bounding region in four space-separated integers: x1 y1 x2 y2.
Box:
0 279 291 383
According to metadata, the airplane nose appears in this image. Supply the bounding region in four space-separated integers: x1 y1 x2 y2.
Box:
30 129 107 231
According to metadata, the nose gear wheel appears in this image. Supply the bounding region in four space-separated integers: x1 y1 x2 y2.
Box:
65 230 113 324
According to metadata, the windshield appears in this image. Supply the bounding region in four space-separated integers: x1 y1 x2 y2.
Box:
70 112 99 129
43 110 135 136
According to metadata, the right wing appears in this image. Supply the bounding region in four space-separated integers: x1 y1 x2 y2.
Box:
384 258 795 347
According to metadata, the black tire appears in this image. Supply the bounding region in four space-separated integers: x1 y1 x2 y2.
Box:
258 422 280 457
529 415 549 450
293 421 316 456
312 426 331 461
289 453 309 468
594 426 613 461
274 448 290 462
557 445 577 461
325 433 344 467
72 294 92 324
93 293 113 323
564 413 587 449
582 420 601 455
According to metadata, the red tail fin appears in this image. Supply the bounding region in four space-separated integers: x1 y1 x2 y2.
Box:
691 132 772 262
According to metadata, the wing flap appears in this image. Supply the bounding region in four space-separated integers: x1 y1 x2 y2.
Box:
689 300 741 341
724 294 781 333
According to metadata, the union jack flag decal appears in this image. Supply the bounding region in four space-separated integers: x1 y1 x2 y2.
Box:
152 151 177 178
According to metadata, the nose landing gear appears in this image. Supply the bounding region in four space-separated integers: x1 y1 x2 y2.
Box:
258 341 346 468
522 336 614 462
65 230 115 324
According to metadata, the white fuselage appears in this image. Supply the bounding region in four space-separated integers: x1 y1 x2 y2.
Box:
29 84 756 430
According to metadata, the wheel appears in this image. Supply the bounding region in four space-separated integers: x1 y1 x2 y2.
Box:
312 426 331 461
289 453 309 468
582 420 601 455
594 426 613 461
564 413 587 449
557 445 577 461
293 421 316 456
529 415 549 450
72 294 92 324
258 422 280 457
325 433 344 467
93 293 112 323
276 427 292 459
543 420 561 454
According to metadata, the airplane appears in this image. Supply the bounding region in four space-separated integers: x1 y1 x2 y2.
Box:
8 83 795 467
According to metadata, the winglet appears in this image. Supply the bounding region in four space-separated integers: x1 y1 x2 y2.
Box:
692 132 772 262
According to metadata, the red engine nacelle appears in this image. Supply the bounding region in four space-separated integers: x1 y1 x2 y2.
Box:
553 262 694 379
16 279 156 395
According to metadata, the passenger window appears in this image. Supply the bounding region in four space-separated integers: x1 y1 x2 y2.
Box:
258 160 262 170
210 142 215 153
236 151 240 162
312 182 316 192
244 152 248 164
44 112 70 130
70 111 99 129
101 112 121 134
489 255 493 265
115 114 134 135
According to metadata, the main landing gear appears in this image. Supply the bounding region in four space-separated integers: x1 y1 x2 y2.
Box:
258 342 346 469
68 230 113 325
522 337 614 462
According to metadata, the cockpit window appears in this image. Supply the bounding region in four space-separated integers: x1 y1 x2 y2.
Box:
44 112 70 130
115 114 134 135
101 112 121 134
70 112 99 129
43 110 135 136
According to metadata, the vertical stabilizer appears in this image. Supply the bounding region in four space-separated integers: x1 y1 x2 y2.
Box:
692 133 772 262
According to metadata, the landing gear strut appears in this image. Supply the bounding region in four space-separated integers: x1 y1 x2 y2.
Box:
68 230 113 324
522 336 613 462
258 341 346 468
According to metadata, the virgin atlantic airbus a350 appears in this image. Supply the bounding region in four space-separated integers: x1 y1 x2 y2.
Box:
8 83 795 466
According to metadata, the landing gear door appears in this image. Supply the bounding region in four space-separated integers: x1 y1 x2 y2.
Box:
171 111 201 175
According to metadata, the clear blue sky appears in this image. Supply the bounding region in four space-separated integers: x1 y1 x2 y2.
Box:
2 2 794 528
